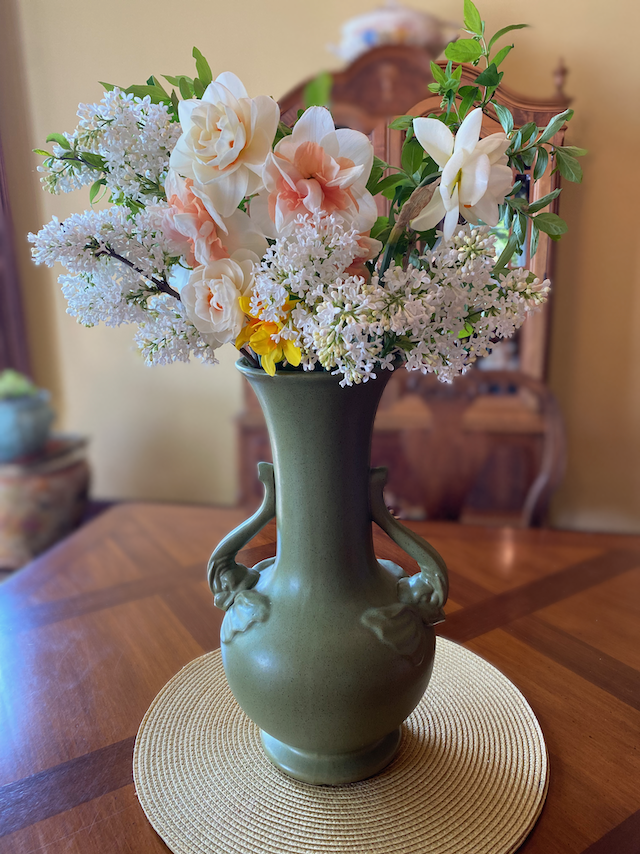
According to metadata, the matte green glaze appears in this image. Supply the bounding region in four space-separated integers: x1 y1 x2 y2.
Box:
209 359 449 785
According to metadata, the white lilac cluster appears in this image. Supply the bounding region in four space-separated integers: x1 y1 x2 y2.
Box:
29 205 213 365
251 218 549 385
39 90 181 204
250 214 363 323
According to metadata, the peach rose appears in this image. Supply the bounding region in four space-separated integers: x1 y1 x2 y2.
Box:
163 171 266 267
250 106 377 238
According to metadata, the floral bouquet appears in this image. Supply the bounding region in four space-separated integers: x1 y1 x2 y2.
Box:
30 0 583 386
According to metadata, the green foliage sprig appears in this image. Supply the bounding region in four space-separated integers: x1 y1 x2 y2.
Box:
366 0 586 273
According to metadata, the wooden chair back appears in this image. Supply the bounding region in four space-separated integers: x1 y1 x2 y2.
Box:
373 369 565 526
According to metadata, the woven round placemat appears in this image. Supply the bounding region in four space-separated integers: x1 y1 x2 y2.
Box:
134 637 548 854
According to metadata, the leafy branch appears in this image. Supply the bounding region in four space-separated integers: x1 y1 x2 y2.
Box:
88 240 180 300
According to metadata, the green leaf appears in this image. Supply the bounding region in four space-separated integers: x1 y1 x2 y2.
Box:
388 115 416 131
45 133 71 150
534 212 568 236
32 148 51 157
487 23 528 52
193 77 205 98
458 321 475 339
428 82 441 94
530 224 540 258
445 38 483 63
533 146 549 180
366 163 384 194
80 151 107 170
170 90 180 116
430 61 446 85
192 47 213 87
178 76 193 100
383 177 413 200
554 149 583 182
558 145 588 157
458 86 479 119
99 81 115 92
370 216 390 241
474 63 502 87
369 173 406 196
163 75 181 86
123 84 171 104
526 188 561 214
538 108 574 144
303 71 332 108
493 233 520 275
463 0 483 35
513 211 527 243
401 138 424 176
518 122 538 145
519 147 537 168
89 179 106 204
492 102 514 135
508 128 522 154
492 44 513 67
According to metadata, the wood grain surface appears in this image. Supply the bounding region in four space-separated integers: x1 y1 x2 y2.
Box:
0 504 638 853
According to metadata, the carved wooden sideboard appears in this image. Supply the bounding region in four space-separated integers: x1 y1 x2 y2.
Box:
238 46 570 523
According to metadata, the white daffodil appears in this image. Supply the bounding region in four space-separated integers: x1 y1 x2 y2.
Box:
170 72 279 219
410 109 513 239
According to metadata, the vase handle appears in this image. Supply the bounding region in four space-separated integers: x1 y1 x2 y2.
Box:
208 461 276 611
370 467 449 625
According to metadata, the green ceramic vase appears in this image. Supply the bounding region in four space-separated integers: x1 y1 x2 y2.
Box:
209 359 449 785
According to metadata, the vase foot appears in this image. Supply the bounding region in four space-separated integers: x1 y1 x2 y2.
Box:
259 727 402 786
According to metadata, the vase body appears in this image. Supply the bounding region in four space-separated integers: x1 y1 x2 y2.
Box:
211 360 448 785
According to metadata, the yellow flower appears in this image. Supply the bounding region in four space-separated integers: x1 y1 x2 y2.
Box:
236 296 301 376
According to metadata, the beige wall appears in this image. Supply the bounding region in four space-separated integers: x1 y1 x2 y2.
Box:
1 0 638 528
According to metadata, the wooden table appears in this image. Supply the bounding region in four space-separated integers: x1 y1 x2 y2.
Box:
0 503 638 853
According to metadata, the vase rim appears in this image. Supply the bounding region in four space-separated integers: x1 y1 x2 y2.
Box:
236 358 342 384
235 357 399 385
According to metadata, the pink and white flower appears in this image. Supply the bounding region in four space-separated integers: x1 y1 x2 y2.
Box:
251 106 377 237
169 72 279 218
410 108 513 239
163 172 266 267
179 257 256 349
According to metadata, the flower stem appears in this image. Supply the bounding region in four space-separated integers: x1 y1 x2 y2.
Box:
95 247 180 299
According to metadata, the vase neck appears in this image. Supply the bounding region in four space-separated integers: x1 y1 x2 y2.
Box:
243 367 391 590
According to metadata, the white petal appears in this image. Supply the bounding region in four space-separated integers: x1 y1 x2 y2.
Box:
410 191 446 231
335 128 374 178
467 193 500 227
486 164 514 202
440 149 466 205
459 153 490 207
251 96 280 143
352 188 378 233
202 81 241 117
413 117 453 169
248 191 278 239
214 72 248 101
191 183 228 231
325 163 365 189
318 131 340 159
292 106 335 144
476 132 510 163
198 168 249 218
177 98 198 132
443 208 461 240
454 108 483 154
223 209 268 258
